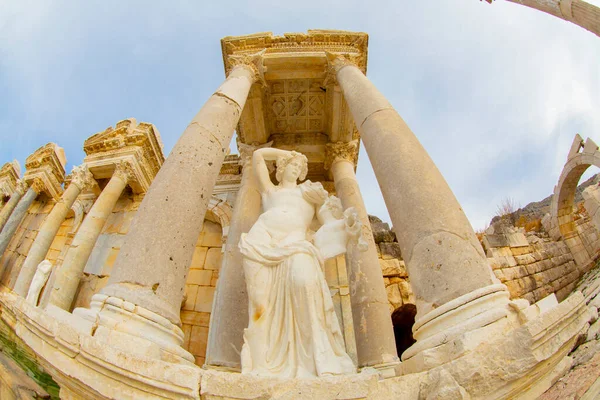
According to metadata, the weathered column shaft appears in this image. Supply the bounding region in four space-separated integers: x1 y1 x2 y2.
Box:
98 64 258 326
48 170 128 310
14 166 92 297
0 184 25 232
330 157 398 368
505 0 600 37
334 61 497 317
0 184 40 271
206 143 265 369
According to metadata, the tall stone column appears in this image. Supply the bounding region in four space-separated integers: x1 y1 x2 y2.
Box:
74 57 262 363
206 141 271 370
14 165 94 297
48 162 132 311
0 180 27 232
326 140 399 372
327 54 509 371
0 180 44 262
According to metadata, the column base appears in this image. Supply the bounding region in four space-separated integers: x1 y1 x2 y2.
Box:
364 361 401 379
73 293 195 364
401 284 511 373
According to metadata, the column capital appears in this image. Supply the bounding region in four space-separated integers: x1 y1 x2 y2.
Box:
113 160 136 184
324 52 362 85
30 178 45 195
325 140 359 170
69 164 95 192
238 141 273 170
226 50 267 86
15 179 29 196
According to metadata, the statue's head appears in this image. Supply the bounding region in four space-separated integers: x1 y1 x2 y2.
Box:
276 151 308 183
317 195 344 224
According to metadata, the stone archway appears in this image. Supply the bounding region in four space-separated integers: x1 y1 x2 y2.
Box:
205 197 232 243
546 135 600 268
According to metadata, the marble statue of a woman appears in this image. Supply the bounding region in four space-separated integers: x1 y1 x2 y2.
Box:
239 148 356 378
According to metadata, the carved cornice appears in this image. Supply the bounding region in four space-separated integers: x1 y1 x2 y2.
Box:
23 143 66 200
83 118 165 193
226 50 267 85
68 164 95 192
221 30 368 74
0 160 21 197
324 140 359 170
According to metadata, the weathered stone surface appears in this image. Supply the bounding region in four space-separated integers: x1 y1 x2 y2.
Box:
379 242 402 260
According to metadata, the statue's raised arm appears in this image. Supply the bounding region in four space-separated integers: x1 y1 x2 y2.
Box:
252 148 299 193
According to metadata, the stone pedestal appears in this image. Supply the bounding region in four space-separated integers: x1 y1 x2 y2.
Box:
205 142 269 370
0 181 43 264
328 55 509 369
14 165 94 297
74 60 260 363
48 163 131 311
0 181 26 233
327 141 399 371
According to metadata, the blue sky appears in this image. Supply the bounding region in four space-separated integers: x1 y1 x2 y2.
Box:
1 1 599 230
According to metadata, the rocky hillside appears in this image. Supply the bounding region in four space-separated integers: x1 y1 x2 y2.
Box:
490 173 600 225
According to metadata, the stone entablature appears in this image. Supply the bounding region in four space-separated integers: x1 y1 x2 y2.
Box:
83 118 165 193
0 160 21 198
23 143 66 200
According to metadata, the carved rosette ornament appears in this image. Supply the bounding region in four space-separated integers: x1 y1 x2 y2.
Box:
30 178 46 195
113 160 136 183
324 140 359 170
14 180 29 196
226 50 267 86
69 164 95 191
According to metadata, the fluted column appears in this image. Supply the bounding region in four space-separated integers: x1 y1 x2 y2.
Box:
0 180 27 232
74 57 261 363
0 180 44 263
328 54 509 371
48 162 132 310
14 165 94 297
504 0 600 37
326 140 399 371
206 141 271 370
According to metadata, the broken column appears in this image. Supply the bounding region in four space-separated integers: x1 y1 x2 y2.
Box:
206 141 270 369
326 140 399 372
48 161 133 311
328 54 509 372
14 165 94 297
74 56 262 363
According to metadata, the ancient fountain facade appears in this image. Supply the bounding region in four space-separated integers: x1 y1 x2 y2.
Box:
0 30 599 399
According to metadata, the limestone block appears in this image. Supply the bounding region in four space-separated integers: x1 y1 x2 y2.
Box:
386 284 403 308
182 324 192 350
200 220 223 247
586 320 600 342
187 270 212 286
489 247 513 258
189 325 209 357
183 285 199 311
204 248 222 270
397 279 415 304
210 271 219 287
189 247 208 269
483 234 509 249
370 219 395 244
379 259 406 277
379 242 402 260
508 232 529 248
181 310 210 327
194 286 216 313
515 253 536 265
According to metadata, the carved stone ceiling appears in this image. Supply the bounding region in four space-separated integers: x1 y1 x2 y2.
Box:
268 79 326 135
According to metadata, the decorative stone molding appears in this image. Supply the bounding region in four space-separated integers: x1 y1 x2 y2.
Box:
324 140 359 170
14 179 28 196
226 50 267 86
206 196 234 242
112 160 136 184
83 118 165 193
22 143 67 200
29 178 46 195
68 164 95 192
0 160 21 198
238 141 273 170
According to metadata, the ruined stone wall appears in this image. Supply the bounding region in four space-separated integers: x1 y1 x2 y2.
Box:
486 233 579 303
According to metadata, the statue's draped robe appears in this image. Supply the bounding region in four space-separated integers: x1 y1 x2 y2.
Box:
239 181 355 378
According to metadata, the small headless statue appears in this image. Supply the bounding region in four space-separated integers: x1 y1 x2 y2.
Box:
26 260 52 306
